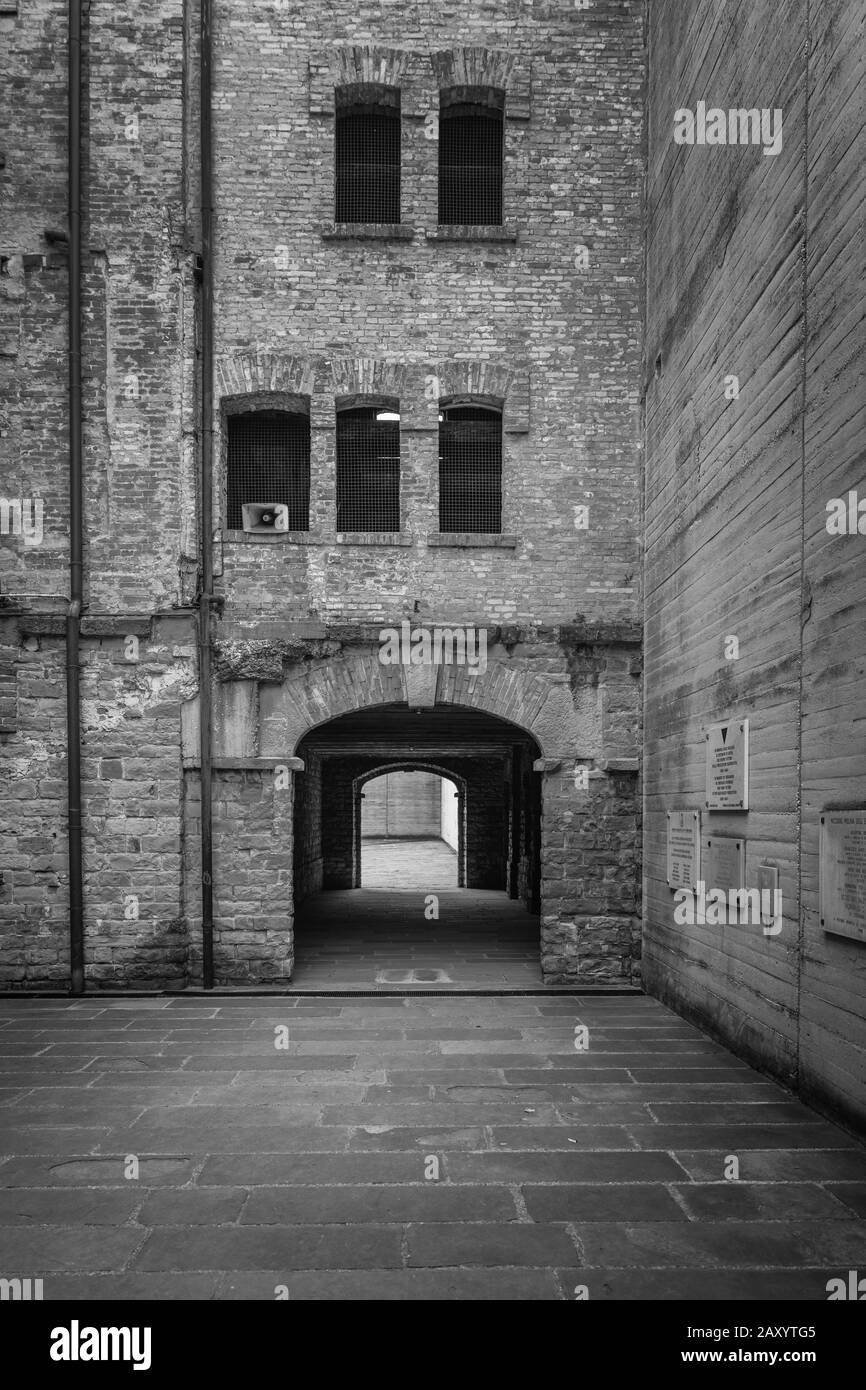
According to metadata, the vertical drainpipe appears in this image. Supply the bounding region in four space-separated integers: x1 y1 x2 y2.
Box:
199 0 215 988
67 0 85 995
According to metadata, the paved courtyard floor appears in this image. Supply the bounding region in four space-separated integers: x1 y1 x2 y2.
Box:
293 883 549 989
1 993 865 1300
361 837 459 889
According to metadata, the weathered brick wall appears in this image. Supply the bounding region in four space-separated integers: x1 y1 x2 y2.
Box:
0 622 69 987
210 0 645 627
292 747 323 902
184 765 294 985
643 0 866 1129
541 764 640 981
1 0 193 988
0 1 70 605
0 614 195 989
84 0 192 613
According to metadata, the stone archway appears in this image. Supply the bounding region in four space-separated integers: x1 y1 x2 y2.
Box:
190 632 640 985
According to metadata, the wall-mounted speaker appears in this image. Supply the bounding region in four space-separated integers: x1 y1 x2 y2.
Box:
241 503 289 534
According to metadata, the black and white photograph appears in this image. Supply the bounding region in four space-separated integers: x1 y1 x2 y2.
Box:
0 0 864 1355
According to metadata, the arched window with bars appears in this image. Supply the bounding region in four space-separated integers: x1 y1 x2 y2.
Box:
438 87 504 226
438 399 502 533
336 398 401 533
335 84 401 225
225 405 311 532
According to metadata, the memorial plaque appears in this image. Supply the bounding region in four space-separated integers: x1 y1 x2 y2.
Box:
706 718 749 810
703 836 745 894
757 865 779 928
667 810 701 890
820 809 866 943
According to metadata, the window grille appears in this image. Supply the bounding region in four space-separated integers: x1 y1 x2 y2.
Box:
335 88 401 224
438 404 502 533
336 405 401 532
438 90 504 226
226 411 310 530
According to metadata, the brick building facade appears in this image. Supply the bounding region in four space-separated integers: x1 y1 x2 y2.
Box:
0 0 645 991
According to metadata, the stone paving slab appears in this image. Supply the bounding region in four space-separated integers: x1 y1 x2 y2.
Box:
134 1225 405 1271
240 1184 518 1224
445 1151 690 1181
670 1183 858 1221
522 1185 689 1222
555 1269 844 1301
574 1220 866 1269
216 1269 562 1300
671 1149 866 1181
824 1183 866 1216
0 993 864 1301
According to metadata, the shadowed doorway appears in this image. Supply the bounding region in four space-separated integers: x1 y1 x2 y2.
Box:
291 702 542 988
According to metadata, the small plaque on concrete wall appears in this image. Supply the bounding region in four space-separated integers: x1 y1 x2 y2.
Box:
820 809 866 943
703 836 745 895
667 810 701 891
706 718 749 810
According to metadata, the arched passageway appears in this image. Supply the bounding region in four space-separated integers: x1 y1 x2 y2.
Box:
292 702 542 987
359 766 463 890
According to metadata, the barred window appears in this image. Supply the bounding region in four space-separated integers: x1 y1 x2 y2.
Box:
335 85 401 224
226 410 310 531
438 88 504 226
336 402 401 532
438 402 502 533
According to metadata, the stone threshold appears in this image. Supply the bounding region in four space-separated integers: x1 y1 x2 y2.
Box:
0 985 643 998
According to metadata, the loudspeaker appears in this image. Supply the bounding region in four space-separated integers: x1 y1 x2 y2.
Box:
241 503 289 534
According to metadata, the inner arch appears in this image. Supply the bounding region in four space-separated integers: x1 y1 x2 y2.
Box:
291 700 543 988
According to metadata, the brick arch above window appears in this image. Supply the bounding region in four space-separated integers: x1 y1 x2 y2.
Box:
430 48 530 119
215 353 317 402
330 46 408 91
329 357 407 401
431 361 528 433
435 361 512 404
309 47 409 116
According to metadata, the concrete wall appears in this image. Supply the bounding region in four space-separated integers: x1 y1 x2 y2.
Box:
440 776 459 850
362 771 442 839
643 0 866 1131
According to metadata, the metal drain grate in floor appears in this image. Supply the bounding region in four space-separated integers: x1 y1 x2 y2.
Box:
374 968 453 984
